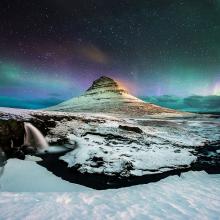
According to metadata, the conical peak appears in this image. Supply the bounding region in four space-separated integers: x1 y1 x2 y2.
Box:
86 76 121 92
47 75 176 115
95 76 116 83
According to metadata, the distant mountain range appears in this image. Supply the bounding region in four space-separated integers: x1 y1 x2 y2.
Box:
0 95 62 109
141 95 220 114
0 80 219 114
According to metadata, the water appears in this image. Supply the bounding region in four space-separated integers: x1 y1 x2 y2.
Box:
24 122 49 152
37 146 71 155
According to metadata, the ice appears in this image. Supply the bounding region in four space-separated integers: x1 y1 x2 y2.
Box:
25 155 43 162
0 159 220 219
0 159 89 192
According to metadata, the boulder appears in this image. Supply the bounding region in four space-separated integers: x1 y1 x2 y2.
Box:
119 125 143 133
0 119 25 158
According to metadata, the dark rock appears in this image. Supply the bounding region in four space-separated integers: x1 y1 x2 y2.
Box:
11 149 25 160
91 156 104 167
191 141 220 174
0 119 25 158
86 76 127 94
119 125 143 134
28 118 50 136
123 161 134 171
20 145 36 155
0 148 7 167
49 137 70 145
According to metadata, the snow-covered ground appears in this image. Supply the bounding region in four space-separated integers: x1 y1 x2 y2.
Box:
0 106 220 219
48 113 219 176
0 159 88 192
60 133 196 176
1 107 219 177
0 159 220 220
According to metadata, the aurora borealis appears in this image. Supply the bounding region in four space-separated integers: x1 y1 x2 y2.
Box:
0 0 220 109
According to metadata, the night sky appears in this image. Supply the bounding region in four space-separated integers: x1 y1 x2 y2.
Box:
0 0 220 109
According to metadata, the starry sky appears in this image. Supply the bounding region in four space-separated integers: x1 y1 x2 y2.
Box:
0 0 220 109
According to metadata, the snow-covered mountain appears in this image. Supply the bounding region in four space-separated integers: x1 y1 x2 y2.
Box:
47 76 177 115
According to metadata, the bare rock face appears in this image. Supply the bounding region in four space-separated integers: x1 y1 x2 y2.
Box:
86 76 128 94
47 76 177 116
0 119 25 158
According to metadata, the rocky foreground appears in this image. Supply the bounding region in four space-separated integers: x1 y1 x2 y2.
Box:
0 107 219 188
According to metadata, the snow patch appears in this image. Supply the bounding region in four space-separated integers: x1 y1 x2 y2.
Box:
0 160 219 220
0 159 90 192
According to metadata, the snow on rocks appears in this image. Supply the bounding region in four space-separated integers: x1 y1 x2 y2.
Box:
45 113 210 177
0 107 219 178
60 132 196 176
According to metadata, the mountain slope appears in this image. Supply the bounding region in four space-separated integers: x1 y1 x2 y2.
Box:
47 76 177 116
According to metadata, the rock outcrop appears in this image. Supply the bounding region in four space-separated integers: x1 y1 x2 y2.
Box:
0 119 25 158
0 107 219 189
47 76 177 116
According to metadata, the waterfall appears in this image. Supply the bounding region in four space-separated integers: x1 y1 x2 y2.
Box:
24 122 48 152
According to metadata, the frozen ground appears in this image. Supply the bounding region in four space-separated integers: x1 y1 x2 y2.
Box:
48 112 219 176
0 159 220 220
0 159 88 192
0 107 220 219
0 107 219 178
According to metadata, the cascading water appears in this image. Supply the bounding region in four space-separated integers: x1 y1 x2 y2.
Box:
24 122 49 152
